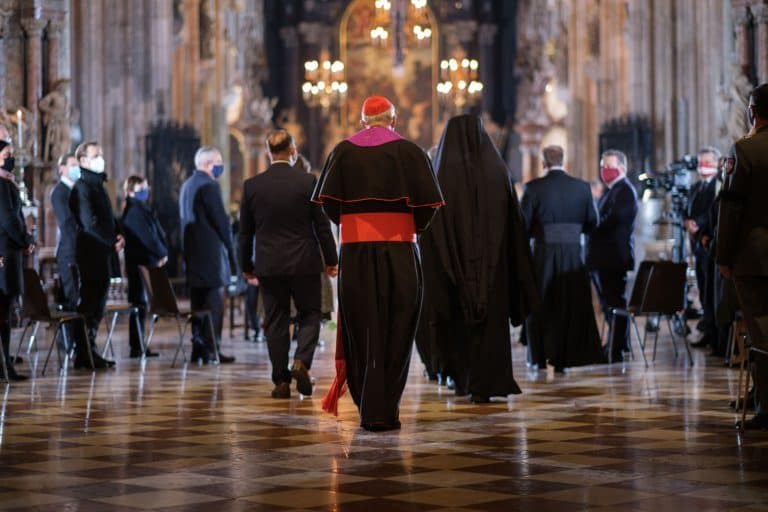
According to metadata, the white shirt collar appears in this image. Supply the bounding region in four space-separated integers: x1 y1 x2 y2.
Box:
61 176 75 189
271 160 292 165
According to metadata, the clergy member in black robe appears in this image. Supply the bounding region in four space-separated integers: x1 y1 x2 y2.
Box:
418 115 538 402
521 145 605 371
313 96 444 431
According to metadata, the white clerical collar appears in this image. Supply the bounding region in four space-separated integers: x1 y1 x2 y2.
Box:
61 176 75 189
271 160 292 165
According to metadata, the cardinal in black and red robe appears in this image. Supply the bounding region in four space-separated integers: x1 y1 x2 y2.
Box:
312 96 444 431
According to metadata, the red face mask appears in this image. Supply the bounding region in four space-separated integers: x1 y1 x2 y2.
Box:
600 167 621 184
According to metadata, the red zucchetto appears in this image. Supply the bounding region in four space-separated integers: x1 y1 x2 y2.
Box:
361 96 394 118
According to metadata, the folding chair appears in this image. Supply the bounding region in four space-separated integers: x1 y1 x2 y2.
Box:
607 261 654 367
741 345 768 433
615 261 693 366
139 266 219 367
16 268 94 375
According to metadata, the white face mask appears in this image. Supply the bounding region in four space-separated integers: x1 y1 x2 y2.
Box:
88 156 106 173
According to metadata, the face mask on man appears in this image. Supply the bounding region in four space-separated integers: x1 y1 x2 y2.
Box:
134 188 150 202
87 156 106 173
68 165 81 181
1 156 15 172
212 164 225 179
600 166 621 184
697 164 717 178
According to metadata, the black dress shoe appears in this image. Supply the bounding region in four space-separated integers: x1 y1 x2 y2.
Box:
737 415 768 431
6 366 27 381
271 381 290 398
361 420 401 432
74 353 115 369
690 338 711 348
470 394 490 404
291 360 313 396
190 344 213 364
130 349 159 358
13 356 23 365
218 352 236 364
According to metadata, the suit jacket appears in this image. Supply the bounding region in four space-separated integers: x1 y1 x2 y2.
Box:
716 125 768 276
179 170 237 288
520 169 599 239
686 177 717 255
0 175 31 297
239 162 337 277
51 180 77 262
69 168 119 278
587 177 638 272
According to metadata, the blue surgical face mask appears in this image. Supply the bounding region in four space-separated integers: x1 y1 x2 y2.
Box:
134 188 150 202
68 165 81 181
212 164 225 179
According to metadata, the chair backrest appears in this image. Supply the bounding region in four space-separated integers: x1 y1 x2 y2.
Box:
22 268 53 320
628 261 655 310
139 266 180 316
639 261 687 315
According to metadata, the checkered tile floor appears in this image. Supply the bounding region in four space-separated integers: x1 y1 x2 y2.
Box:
0 319 766 511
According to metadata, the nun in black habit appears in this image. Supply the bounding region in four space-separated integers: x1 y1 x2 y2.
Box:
418 115 539 402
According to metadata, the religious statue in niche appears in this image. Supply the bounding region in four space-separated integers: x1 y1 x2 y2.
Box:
38 78 73 163
718 63 753 144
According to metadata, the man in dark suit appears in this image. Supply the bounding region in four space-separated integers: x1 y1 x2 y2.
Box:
685 147 721 351
587 149 639 362
239 130 338 398
51 153 80 313
70 141 121 369
179 146 238 364
717 84 768 430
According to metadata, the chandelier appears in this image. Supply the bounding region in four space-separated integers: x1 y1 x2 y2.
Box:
437 57 484 112
302 58 348 111
370 0 432 47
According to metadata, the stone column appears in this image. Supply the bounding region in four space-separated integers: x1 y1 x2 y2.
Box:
21 17 48 158
0 7 12 106
754 3 768 83
733 6 752 77
46 18 64 89
280 26 300 110
478 23 497 115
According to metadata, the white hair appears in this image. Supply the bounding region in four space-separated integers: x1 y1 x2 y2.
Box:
361 105 396 126
698 146 722 159
194 146 221 169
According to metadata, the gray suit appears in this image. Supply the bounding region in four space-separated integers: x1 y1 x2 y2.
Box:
716 125 768 417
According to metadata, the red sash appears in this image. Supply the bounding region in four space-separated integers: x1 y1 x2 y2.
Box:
340 213 417 244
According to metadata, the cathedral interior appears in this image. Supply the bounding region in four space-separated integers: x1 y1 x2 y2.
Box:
0 0 767 510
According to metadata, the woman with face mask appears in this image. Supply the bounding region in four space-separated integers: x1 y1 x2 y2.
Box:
0 138 34 380
120 175 168 358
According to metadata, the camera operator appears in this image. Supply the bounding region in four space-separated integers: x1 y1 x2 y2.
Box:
686 147 722 353
717 83 768 430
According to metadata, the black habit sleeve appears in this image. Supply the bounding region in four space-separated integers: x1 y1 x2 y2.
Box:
0 182 28 249
310 177 338 266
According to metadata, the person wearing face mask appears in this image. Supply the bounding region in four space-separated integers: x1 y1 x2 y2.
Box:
50 153 82 351
587 149 639 363
716 84 768 430
0 136 34 380
179 146 238 364
685 147 722 353
121 175 167 358
69 141 121 369
239 130 338 398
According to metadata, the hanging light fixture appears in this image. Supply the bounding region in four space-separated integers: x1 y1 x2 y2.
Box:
302 58 348 112
437 57 483 113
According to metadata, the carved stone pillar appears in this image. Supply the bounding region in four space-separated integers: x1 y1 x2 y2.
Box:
46 18 64 89
754 3 768 83
280 26 300 110
21 17 47 157
0 7 12 107
733 6 752 77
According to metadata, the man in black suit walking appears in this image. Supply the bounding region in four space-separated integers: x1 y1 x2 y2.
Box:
239 130 338 398
587 149 639 362
179 146 238 364
51 153 80 315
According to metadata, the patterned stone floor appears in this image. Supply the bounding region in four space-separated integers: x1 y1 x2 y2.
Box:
0 319 766 512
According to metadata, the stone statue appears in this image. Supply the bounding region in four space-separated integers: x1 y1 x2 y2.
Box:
276 107 306 149
718 63 753 145
38 78 72 163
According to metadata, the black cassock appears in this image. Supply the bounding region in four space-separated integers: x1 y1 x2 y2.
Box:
417 115 539 399
520 169 605 369
312 126 443 431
